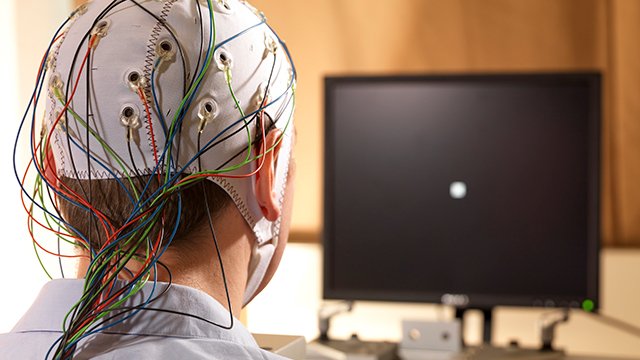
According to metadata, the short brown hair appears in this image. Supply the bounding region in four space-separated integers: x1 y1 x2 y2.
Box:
58 176 231 251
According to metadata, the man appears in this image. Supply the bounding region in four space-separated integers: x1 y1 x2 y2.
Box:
0 0 296 358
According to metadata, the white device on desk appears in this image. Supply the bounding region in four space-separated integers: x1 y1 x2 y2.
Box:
397 317 570 359
400 320 462 353
398 319 462 360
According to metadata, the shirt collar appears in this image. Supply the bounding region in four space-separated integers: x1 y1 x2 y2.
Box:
12 279 258 347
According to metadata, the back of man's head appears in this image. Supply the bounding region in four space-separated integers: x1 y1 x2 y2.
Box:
16 0 296 357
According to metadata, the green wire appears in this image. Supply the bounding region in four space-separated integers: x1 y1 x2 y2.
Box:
176 87 296 181
36 177 77 248
225 66 253 166
30 135 56 279
161 86 296 196
29 194 53 280
163 0 217 183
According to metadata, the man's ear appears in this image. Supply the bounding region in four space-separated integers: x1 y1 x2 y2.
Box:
255 129 283 221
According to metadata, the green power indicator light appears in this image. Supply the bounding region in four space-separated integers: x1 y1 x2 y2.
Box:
582 299 595 312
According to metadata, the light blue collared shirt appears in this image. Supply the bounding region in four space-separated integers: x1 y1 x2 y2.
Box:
0 279 288 359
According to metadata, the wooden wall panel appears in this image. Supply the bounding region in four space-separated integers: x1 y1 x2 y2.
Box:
607 0 640 246
252 0 614 244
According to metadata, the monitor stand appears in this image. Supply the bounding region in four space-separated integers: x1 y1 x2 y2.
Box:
455 307 494 345
452 307 568 359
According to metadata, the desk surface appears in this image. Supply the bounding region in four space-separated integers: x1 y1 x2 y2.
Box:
307 341 639 360
256 336 638 360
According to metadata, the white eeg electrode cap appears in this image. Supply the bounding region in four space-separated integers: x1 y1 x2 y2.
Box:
46 0 295 303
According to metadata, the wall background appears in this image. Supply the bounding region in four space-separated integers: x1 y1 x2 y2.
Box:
0 0 73 333
244 0 640 247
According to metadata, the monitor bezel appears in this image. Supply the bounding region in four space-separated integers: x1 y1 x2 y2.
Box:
323 72 601 310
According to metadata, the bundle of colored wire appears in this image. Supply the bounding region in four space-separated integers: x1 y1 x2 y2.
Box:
13 0 297 359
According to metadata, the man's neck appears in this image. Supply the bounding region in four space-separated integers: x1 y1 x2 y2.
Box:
160 233 252 317
77 206 255 318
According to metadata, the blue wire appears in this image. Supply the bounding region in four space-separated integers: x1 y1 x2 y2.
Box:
58 194 183 354
150 60 169 137
172 19 266 144
215 20 265 50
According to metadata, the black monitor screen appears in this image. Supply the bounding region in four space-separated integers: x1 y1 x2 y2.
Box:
324 74 600 310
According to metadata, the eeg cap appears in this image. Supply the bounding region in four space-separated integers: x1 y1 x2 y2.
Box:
46 0 296 303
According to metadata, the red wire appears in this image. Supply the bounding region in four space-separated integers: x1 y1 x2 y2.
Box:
22 149 113 244
137 87 160 172
26 218 87 259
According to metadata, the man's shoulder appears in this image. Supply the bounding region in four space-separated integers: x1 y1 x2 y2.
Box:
81 332 290 359
0 331 63 360
0 331 290 359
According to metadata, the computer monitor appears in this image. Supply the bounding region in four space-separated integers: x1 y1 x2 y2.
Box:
323 73 600 313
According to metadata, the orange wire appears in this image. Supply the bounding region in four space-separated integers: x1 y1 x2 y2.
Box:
137 87 160 173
